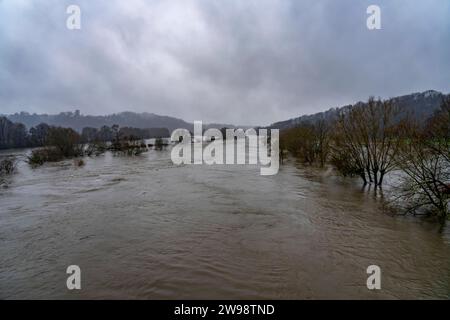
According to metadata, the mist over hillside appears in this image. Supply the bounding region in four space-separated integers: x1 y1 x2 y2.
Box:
271 90 449 129
3 111 242 134
3 90 448 134
4 111 190 133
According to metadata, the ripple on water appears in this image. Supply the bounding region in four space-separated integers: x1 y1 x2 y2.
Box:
0 150 449 299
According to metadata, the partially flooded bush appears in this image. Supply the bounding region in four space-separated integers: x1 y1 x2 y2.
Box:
47 127 84 158
28 147 65 165
85 141 107 156
0 157 17 187
154 137 164 150
111 139 148 156
0 157 17 176
279 120 330 167
28 127 85 166
74 159 85 167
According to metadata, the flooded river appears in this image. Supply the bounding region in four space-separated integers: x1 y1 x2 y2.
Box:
0 148 449 299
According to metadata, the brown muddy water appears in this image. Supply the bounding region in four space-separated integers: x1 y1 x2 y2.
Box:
0 147 449 299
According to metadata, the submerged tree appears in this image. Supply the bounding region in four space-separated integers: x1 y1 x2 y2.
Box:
279 118 331 167
0 157 17 176
394 97 450 223
154 137 164 150
332 98 408 187
47 127 83 157
28 126 84 165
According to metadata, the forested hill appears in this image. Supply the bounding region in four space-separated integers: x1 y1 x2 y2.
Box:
270 90 449 130
5 111 191 133
3 111 242 134
4 90 448 134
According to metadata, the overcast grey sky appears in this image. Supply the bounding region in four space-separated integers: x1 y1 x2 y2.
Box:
0 0 449 125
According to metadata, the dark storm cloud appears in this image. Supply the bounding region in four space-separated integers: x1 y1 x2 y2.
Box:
0 0 449 125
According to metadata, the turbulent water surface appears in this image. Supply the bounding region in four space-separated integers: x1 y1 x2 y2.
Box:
1 148 449 299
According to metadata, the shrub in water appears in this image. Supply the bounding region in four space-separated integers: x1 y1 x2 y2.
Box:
0 158 17 176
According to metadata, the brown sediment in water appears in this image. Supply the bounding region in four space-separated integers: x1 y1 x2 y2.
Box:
0 148 449 299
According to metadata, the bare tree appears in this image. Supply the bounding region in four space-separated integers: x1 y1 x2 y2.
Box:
315 118 330 167
332 98 406 187
393 97 450 223
279 118 331 167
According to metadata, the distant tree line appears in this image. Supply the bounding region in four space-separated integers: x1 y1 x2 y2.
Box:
0 117 29 149
6 110 188 132
0 116 169 150
81 126 169 143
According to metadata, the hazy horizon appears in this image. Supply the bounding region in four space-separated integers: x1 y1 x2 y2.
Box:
2 88 449 128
